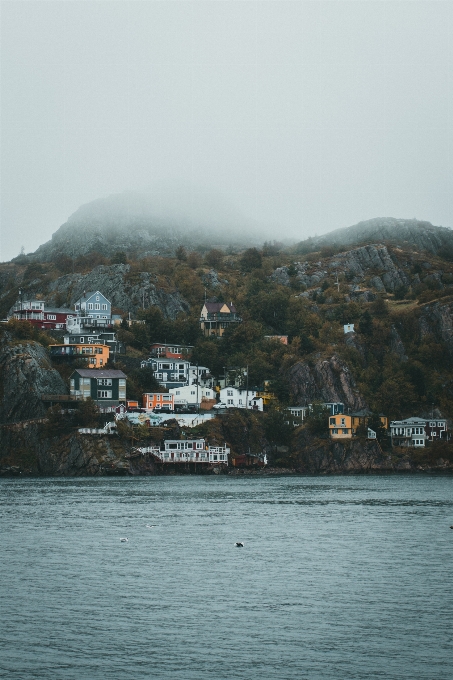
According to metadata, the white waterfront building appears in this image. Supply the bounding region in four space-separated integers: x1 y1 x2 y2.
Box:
137 439 229 464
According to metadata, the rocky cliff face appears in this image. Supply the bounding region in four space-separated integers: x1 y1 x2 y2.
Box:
0 423 159 476
0 335 67 424
288 354 367 410
301 217 453 256
45 264 189 317
273 244 416 294
419 300 453 353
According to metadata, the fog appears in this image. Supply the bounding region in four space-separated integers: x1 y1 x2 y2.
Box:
1 1 452 261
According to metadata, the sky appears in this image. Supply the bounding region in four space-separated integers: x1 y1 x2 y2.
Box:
1 0 452 261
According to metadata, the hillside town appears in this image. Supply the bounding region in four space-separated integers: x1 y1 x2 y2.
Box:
4 287 450 472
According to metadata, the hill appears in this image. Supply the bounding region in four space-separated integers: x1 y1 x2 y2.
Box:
2 212 453 475
296 217 453 258
22 191 267 263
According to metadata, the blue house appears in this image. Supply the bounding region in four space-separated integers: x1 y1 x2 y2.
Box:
74 291 111 319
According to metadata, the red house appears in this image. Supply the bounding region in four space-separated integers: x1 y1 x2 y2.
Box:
9 299 75 330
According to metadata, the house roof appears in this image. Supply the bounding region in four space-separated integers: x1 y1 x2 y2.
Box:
75 291 110 302
45 307 74 314
72 369 126 378
203 301 237 314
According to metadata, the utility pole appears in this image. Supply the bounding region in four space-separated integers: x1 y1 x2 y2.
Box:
196 363 199 413
335 271 340 292
245 364 249 411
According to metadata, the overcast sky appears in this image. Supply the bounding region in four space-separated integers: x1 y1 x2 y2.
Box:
1 0 452 261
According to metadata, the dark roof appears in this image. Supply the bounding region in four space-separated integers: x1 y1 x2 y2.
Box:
45 307 74 314
72 369 126 378
204 301 237 313
350 409 373 417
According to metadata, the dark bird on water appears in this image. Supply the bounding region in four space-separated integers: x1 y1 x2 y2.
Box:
235 542 244 547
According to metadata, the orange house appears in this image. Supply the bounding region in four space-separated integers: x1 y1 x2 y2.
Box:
49 343 109 368
143 393 175 411
329 411 388 439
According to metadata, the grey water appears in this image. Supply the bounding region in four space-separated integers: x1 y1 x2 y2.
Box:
1 475 452 680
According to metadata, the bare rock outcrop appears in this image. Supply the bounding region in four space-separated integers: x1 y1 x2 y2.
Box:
288 354 366 410
0 337 67 424
46 264 189 318
390 324 408 361
300 217 453 256
294 434 392 474
419 301 453 353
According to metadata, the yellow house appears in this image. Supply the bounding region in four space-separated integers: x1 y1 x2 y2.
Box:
49 343 110 368
199 301 241 337
329 410 388 439
255 381 277 407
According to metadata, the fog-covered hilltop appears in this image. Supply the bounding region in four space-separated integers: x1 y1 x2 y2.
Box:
26 191 269 263
297 217 453 257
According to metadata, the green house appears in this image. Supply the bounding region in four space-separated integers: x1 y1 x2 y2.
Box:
70 369 127 406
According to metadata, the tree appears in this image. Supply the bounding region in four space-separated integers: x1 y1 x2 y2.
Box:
73 399 100 427
304 403 330 436
110 251 128 265
175 245 187 262
359 310 373 335
370 296 388 317
240 248 262 272
264 408 292 447
205 249 224 268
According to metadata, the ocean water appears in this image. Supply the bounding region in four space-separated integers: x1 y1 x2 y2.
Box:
1 475 452 680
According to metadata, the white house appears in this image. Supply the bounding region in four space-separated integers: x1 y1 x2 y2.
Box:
219 387 263 411
344 323 355 334
141 357 191 388
390 418 426 447
188 365 214 388
169 385 215 407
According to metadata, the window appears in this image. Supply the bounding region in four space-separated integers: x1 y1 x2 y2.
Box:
438 422 445 429
176 391 180 395
342 429 348 434
102 304 107 310
95 303 100 310
162 364 170 369
227 399 233 404
96 296 100 301
239 399 242 405
179 364 185 369
97 378 112 386
191 391 195 395
97 390 112 399
80 337 84 343
227 390 233 396
88 303 93 310
330 417 336 425
75 304 80 310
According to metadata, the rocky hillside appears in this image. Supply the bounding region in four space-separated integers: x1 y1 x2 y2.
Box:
297 217 453 258
0 333 67 423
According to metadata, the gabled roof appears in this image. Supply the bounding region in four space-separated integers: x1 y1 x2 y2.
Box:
203 301 237 313
75 291 111 303
72 369 126 378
